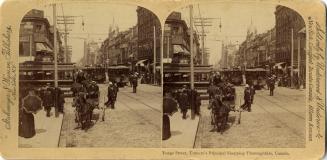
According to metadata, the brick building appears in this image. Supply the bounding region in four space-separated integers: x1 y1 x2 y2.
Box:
99 25 138 69
136 7 161 68
237 24 276 70
275 5 306 86
19 9 64 63
163 11 200 64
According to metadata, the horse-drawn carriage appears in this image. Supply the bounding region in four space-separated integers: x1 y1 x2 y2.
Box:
73 92 96 129
208 82 237 134
71 73 102 130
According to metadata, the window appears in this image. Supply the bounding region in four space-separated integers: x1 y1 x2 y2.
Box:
35 24 42 33
20 42 31 56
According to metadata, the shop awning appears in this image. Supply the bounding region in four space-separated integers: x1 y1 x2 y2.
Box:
135 59 147 66
299 27 306 34
273 62 286 69
173 45 189 54
246 68 267 72
36 43 53 53
108 65 129 69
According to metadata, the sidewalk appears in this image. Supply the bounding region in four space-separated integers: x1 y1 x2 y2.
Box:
162 109 200 148
18 102 67 148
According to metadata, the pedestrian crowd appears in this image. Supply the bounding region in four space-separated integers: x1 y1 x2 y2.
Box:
19 83 65 138
162 84 201 140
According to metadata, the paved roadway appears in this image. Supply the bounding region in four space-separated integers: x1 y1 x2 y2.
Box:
194 86 306 148
58 83 161 147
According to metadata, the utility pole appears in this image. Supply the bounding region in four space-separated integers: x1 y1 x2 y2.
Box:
53 3 59 117
166 35 169 59
291 28 294 88
297 34 300 89
59 4 69 63
153 25 156 85
161 26 164 89
190 5 194 90
57 14 82 63
190 4 195 120
29 35 33 61
53 3 58 88
194 5 220 65
243 42 247 85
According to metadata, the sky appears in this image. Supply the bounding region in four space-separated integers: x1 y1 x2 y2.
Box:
42 3 138 62
36 2 275 64
177 3 276 65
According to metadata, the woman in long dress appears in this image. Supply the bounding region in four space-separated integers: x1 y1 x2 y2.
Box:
19 88 36 138
162 91 178 140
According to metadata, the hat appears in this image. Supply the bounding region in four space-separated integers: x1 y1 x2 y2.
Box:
245 84 249 88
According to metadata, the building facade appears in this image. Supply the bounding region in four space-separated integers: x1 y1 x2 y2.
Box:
99 25 138 68
237 23 276 70
84 41 100 66
275 5 306 86
19 9 64 63
136 7 161 67
163 11 200 64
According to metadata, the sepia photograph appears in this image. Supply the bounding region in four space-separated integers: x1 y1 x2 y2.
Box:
0 0 325 159
162 3 306 148
18 3 162 148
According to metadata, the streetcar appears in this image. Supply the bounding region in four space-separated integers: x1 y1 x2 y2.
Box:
107 65 130 87
82 65 106 83
219 68 243 85
245 68 268 90
219 68 268 89
19 61 76 96
163 63 213 100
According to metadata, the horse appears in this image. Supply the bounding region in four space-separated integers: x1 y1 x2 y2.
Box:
73 93 94 130
211 94 231 134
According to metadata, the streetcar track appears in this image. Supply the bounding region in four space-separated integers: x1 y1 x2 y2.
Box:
130 90 161 103
116 98 161 130
256 88 303 104
254 97 304 138
270 92 304 105
257 94 305 120
236 86 305 120
119 91 161 113
127 87 162 100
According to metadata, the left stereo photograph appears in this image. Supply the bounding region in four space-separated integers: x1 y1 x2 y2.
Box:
18 3 162 148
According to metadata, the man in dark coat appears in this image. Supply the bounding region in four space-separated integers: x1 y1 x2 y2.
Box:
113 81 119 101
207 84 217 101
132 74 138 93
177 88 189 119
41 84 54 117
105 82 117 109
84 80 99 121
269 76 275 96
189 89 201 116
249 84 256 104
54 87 64 115
241 84 252 112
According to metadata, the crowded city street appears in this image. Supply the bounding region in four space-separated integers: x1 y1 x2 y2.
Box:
58 83 161 147
18 5 164 148
18 2 308 150
194 86 305 148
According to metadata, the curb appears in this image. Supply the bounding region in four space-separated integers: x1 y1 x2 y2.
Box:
57 112 65 147
192 115 201 148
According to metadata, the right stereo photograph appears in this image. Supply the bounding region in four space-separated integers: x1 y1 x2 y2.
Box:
162 3 306 148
